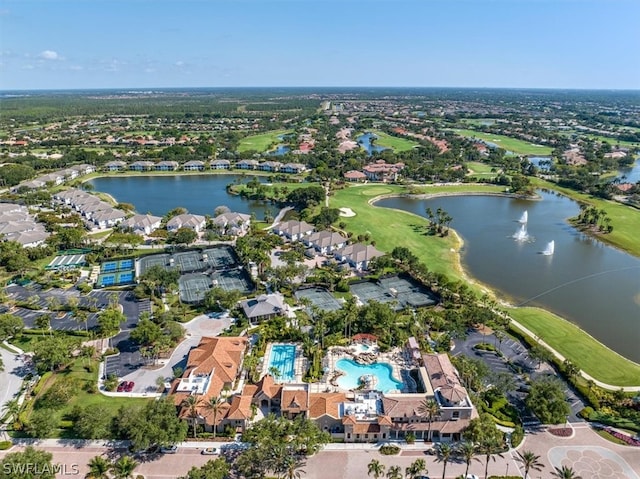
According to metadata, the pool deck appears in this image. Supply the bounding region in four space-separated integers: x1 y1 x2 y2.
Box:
322 345 415 393
262 343 307 384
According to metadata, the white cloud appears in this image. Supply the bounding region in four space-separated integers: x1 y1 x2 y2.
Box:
39 50 60 60
69 65 84 71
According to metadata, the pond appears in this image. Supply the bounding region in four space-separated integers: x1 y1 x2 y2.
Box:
616 157 640 184
376 191 640 362
89 174 280 218
357 132 388 156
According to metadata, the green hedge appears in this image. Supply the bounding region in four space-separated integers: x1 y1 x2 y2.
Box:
0 441 12 450
379 444 401 455
32 371 53 396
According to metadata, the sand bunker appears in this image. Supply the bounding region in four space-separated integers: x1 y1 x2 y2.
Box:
339 207 356 217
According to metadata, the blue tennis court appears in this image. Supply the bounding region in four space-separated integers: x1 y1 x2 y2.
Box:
101 261 117 273
119 259 134 269
119 271 134 283
98 274 116 287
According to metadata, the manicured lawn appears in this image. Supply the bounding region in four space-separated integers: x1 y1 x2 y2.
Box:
508 307 640 386
330 183 505 282
531 178 640 257
237 129 293 153
466 161 500 178
451 129 554 156
370 130 420 152
22 358 151 438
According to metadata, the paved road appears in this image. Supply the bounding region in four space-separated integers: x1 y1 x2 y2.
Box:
2 425 637 479
0 347 33 419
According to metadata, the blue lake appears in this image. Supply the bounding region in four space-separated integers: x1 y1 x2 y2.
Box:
376 191 640 362
89 174 280 218
357 132 388 156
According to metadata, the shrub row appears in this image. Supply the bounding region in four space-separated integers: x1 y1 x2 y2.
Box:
379 444 401 455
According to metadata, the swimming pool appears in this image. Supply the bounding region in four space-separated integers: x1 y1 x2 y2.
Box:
336 358 403 393
266 344 296 382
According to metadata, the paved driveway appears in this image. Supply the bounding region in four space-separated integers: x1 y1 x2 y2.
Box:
117 314 233 394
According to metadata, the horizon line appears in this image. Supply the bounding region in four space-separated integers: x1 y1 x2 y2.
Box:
2 86 640 93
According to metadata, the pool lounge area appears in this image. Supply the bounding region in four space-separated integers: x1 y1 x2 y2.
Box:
322 335 417 394
262 343 307 383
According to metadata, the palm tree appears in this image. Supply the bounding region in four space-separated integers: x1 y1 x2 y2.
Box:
110 456 137 479
181 395 202 438
552 465 582 479
435 442 454 479
517 450 545 479
75 309 89 333
283 454 306 479
2 399 21 424
417 398 440 441
386 465 403 479
86 456 111 479
457 441 478 478
367 459 385 479
405 458 427 479
203 395 226 438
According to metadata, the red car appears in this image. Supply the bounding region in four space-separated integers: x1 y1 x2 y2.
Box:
117 381 127 392
124 381 135 392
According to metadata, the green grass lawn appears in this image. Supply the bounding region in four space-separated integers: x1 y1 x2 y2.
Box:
330 183 505 281
451 129 554 156
466 161 500 179
21 358 151 438
370 130 420 152
330 183 640 386
508 307 640 386
237 129 293 153
531 178 640 257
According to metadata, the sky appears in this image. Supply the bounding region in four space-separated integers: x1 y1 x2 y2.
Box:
0 0 639 91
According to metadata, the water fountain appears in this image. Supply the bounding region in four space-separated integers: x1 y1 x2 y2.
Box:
542 240 555 256
512 224 530 242
519 210 528 224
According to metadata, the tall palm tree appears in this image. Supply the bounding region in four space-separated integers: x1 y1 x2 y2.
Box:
367 459 385 479
517 450 545 479
181 395 202 438
477 438 502 479
405 458 427 479
552 465 582 479
457 441 478 478
435 442 454 479
86 456 111 479
417 398 440 441
203 395 227 438
110 456 138 479
386 465 403 479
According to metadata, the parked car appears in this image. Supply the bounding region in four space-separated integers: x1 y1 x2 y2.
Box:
124 381 134 392
201 447 219 455
117 381 127 392
160 445 178 454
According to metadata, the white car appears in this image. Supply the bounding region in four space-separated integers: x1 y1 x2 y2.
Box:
201 447 219 455
160 445 178 454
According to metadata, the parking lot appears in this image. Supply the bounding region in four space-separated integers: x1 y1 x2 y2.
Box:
454 328 585 424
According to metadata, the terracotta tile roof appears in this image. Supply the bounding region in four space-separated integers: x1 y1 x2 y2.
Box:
381 396 422 418
351 422 381 433
256 374 282 399
422 353 460 389
308 393 346 419
226 394 253 420
281 389 309 412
